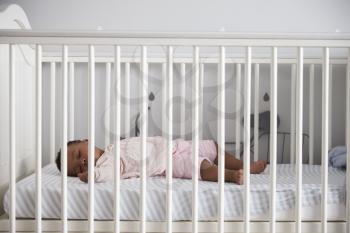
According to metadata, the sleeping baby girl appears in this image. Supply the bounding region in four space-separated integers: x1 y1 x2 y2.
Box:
55 136 267 185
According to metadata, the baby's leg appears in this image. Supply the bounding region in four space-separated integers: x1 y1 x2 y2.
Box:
213 142 267 174
200 160 243 185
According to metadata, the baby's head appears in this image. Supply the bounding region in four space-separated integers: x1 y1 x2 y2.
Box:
55 139 103 177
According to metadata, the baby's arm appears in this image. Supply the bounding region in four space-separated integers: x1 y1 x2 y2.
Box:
77 154 123 183
77 169 109 183
76 167 108 183
77 165 116 183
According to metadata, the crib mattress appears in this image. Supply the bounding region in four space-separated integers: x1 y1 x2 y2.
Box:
3 164 346 221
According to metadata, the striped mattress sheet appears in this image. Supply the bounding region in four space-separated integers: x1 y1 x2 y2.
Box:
2 164 346 221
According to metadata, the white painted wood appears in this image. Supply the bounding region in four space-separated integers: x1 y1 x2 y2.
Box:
2 30 350 233
105 62 111 147
254 63 260 162
35 44 42 233
140 46 148 233
309 64 315 165
321 47 330 233
235 63 241 159
9 44 15 233
68 62 74 141
243 47 252 233
192 46 199 233
0 217 347 233
42 56 350 65
328 65 333 149
199 63 204 139
218 46 226 233
162 62 167 137
2 30 350 47
50 62 56 164
2 30 350 39
124 62 130 138
88 45 95 233
166 46 173 233
180 63 186 139
114 46 121 233
61 45 68 233
290 64 296 164
295 47 304 233
346 47 350 233
269 47 278 233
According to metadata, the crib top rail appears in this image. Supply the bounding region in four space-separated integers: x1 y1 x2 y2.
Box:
1 29 350 47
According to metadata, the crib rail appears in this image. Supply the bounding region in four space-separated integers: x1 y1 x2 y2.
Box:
1 30 350 46
1 30 350 233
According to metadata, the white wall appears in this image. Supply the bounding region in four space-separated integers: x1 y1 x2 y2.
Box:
1 0 350 32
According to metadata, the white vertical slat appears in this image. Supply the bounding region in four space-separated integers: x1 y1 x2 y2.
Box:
162 62 167 136
328 65 333 149
61 45 68 233
114 46 121 233
166 46 173 233
346 47 350 233
235 63 242 159
105 62 111 146
254 63 260 162
199 63 204 139
321 47 330 233
35 44 42 233
69 62 75 141
295 47 304 233
125 62 130 138
243 47 252 233
140 46 148 233
88 45 95 233
309 64 315 165
218 46 226 233
269 47 278 233
50 62 56 163
192 46 199 233
290 64 296 164
9 44 16 233
180 63 186 139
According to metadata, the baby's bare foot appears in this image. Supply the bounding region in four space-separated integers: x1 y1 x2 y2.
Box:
250 160 267 174
233 169 244 185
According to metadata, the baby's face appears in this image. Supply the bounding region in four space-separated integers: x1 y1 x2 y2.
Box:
67 141 100 177
67 141 89 177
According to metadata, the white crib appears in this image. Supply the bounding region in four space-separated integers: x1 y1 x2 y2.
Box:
0 28 350 233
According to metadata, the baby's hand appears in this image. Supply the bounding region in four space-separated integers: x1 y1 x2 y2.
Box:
78 171 88 183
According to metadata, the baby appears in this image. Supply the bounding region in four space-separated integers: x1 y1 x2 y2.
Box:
55 136 267 185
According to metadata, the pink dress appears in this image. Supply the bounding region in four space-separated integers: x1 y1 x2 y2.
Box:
94 136 217 183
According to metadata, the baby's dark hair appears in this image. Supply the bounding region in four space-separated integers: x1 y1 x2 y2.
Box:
55 140 85 171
